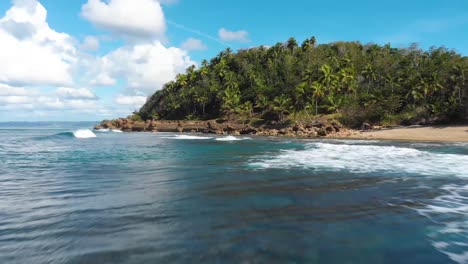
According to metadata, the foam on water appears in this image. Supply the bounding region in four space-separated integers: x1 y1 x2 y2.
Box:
417 184 468 264
216 136 252 141
94 128 110 132
72 129 97 139
249 142 468 177
112 129 123 133
170 135 213 140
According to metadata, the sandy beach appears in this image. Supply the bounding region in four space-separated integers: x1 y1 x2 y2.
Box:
346 125 468 142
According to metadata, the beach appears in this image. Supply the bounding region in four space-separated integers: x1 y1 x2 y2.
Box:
346 125 468 142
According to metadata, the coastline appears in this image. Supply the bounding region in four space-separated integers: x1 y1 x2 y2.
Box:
95 118 468 143
338 125 468 143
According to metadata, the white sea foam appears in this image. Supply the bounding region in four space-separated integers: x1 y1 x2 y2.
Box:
73 129 96 139
111 129 123 133
95 128 110 132
216 136 252 141
249 142 468 177
418 184 468 264
170 135 213 140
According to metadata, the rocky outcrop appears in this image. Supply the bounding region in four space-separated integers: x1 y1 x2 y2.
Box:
95 117 354 138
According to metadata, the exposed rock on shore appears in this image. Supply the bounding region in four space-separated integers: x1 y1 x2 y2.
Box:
94 118 358 138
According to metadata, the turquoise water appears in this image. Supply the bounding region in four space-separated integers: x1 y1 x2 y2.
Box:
1 122 467 263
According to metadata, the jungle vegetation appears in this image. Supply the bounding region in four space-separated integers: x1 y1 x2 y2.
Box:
138 37 467 127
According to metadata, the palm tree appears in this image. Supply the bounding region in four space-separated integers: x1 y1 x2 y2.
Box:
325 95 344 113
294 82 312 120
362 64 377 94
319 64 337 92
311 81 326 115
255 94 270 114
222 87 241 118
176 74 188 87
451 65 466 105
272 95 292 122
224 72 239 97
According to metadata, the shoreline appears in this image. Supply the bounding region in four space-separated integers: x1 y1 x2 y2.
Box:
95 119 468 143
337 125 468 143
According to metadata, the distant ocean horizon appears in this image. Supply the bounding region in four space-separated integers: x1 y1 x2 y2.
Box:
1 122 467 263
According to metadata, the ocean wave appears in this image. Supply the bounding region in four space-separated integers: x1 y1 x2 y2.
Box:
215 136 252 141
163 135 213 140
111 129 123 133
94 128 110 132
249 142 468 177
417 184 468 264
72 130 97 139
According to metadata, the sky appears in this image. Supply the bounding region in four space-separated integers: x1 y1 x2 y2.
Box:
0 0 467 122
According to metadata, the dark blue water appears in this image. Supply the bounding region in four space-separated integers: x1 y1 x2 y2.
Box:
1 122 467 263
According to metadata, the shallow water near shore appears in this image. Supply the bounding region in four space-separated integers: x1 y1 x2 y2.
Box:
1 122 467 263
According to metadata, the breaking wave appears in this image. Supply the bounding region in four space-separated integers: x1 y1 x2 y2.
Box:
249 142 468 177
72 129 97 139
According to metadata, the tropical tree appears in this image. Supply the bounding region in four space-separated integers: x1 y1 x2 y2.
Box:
272 95 292 122
311 81 326 115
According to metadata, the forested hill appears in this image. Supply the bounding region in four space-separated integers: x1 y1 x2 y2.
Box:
138 37 467 127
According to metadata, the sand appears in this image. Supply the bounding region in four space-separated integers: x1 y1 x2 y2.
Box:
344 126 468 142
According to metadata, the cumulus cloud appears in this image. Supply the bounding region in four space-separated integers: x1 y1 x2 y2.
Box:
0 0 198 121
91 41 195 94
0 86 99 114
56 87 98 100
0 0 76 86
81 0 166 40
90 73 116 86
114 95 147 106
82 35 100 51
218 27 250 42
0 83 31 96
181 37 207 51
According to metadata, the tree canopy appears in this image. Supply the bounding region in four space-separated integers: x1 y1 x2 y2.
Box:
138 38 467 127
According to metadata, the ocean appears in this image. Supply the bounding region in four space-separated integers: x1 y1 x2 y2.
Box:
1 122 467 263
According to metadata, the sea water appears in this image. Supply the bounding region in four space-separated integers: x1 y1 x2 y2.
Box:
0 122 467 263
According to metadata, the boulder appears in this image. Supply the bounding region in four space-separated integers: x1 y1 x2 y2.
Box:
331 122 341 132
207 121 220 130
240 127 258 135
309 121 325 128
361 122 372 131
317 127 327 137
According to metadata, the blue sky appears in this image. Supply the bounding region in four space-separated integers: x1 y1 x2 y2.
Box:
0 0 467 122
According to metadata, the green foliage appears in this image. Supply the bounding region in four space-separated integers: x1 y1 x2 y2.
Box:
129 112 143 122
138 38 468 126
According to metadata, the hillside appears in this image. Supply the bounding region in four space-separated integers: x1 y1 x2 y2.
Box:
137 38 467 128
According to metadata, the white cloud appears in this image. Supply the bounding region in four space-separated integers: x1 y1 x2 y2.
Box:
92 41 195 95
91 73 117 86
0 0 76 86
0 95 33 104
56 87 98 100
181 37 207 51
114 95 147 106
0 0 198 121
218 27 250 42
82 35 100 51
0 85 100 113
81 0 166 40
0 83 31 96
